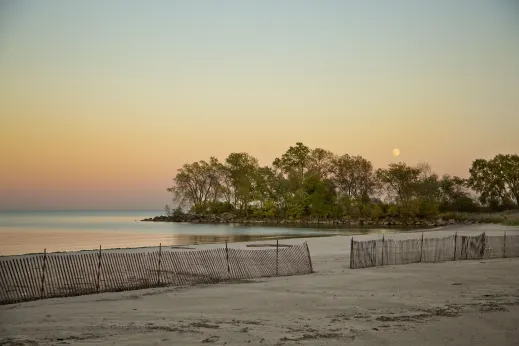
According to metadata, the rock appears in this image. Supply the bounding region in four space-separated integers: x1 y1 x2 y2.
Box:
436 218 446 226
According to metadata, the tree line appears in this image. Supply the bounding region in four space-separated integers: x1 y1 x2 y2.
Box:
167 142 519 221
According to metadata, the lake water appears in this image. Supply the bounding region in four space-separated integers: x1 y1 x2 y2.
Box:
0 210 416 256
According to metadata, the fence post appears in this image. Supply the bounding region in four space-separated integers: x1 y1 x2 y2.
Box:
158 243 162 286
349 237 354 269
225 241 230 277
40 248 47 299
503 231 506 258
453 232 457 261
305 242 313 273
420 232 424 262
96 245 102 293
381 235 385 266
374 240 377 267
276 239 279 276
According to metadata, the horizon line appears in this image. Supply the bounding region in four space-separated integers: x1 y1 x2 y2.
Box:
0 209 163 212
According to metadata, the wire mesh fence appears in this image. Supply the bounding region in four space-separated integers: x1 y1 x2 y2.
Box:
0 242 313 305
350 232 519 269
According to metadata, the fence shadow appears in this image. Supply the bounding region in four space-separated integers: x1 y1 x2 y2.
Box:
0 242 313 305
350 232 519 269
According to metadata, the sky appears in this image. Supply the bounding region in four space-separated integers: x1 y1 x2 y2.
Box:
1 0 518 210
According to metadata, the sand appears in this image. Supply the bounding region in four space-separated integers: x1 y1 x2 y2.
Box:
1 223 519 345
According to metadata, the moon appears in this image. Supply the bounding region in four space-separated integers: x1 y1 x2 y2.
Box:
393 148 400 157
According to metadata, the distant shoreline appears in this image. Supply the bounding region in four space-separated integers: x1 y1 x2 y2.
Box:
143 210 519 227
141 213 470 228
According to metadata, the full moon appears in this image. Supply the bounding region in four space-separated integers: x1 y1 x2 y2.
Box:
393 148 400 157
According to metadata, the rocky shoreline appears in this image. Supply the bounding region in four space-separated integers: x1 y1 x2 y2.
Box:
141 213 477 227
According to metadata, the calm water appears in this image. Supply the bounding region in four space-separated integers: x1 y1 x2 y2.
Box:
0 210 414 256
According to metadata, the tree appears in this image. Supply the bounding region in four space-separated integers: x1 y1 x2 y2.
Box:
286 189 308 220
439 175 467 204
331 154 376 203
167 158 222 209
273 142 311 186
308 148 335 179
225 152 260 216
416 162 434 179
253 166 277 208
467 154 519 208
167 144 516 220
438 174 477 212
303 174 336 219
375 162 422 204
415 163 441 202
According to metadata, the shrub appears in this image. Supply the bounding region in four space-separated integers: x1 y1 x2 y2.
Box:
386 204 399 217
371 204 384 220
446 196 480 213
418 199 440 218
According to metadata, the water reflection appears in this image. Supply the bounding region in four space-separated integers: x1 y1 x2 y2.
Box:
0 230 331 256
0 226 420 256
0 211 425 256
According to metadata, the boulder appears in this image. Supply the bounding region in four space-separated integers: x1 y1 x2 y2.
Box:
220 212 235 222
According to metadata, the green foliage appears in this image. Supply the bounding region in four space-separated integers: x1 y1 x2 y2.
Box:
467 154 519 209
398 200 421 219
303 174 336 219
208 201 234 214
361 204 373 218
308 148 335 178
331 154 376 202
261 200 278 218
441 211 519 225
386 204 399 217
172 207 184 218
225 152 259 216
371 204 384 220
442 196 480 213
168 157 223 207
273 142 311 186
190 203 207 214
168 143 518 224
418 199 440 218
286 189 308 220
376 162 422 203
503 217 519 226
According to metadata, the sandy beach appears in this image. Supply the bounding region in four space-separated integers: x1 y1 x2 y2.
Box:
1 224 519 345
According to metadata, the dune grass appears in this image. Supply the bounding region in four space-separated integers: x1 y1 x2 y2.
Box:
442 211 519 226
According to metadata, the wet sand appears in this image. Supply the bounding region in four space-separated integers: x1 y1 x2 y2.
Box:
1 224 518 345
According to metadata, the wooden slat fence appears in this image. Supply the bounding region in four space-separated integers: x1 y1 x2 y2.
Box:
0 242 313 305
350 232 519 269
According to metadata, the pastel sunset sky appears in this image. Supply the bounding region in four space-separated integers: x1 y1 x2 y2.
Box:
1 1 518 210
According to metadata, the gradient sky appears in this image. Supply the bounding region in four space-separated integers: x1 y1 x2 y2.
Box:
1 0 518 210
